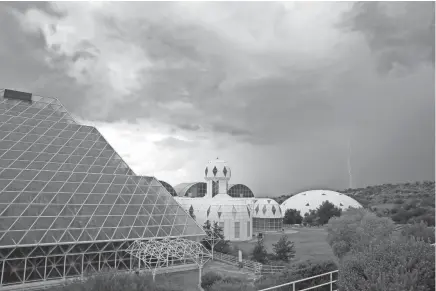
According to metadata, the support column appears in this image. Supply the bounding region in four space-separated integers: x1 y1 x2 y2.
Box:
23 258 27 284
81 254 84 279
44 257 47 280
1 258 5 286
63 256 66 280
198 264 203 290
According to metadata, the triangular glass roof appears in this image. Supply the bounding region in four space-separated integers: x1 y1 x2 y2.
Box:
0 94 205 248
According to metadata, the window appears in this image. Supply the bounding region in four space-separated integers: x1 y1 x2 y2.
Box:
234 222 240 239
247 221 250 237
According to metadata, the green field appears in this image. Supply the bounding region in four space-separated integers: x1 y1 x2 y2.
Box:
148 228 336 290
153 260 255 291
231 227 336 264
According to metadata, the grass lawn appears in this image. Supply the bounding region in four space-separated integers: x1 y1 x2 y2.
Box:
231 227 336 264
153 260 254 291
154 269 200 291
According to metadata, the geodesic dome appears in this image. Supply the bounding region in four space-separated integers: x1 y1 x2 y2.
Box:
281 190 362 215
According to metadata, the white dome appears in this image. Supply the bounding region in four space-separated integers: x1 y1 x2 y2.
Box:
204 158 231 180
281 190 362 215
252 198 283 218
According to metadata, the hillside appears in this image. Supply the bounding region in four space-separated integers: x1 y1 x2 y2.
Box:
274 181 435 226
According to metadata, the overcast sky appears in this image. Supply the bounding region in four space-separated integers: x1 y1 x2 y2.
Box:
0 2 434 196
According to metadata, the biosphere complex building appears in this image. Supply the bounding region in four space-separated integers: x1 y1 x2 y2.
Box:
0 89 207 288
172 159 284 241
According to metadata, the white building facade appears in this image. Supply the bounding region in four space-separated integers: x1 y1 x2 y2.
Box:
174 158 254 241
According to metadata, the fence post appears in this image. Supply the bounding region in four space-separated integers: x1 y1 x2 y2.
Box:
330 272 333 291
293 282 295 291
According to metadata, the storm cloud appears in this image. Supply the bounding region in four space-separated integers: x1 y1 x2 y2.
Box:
0 2 433 195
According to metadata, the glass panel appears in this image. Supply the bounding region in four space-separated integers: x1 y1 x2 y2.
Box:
0 169 22 179
17 151 39 161
34 171 56 181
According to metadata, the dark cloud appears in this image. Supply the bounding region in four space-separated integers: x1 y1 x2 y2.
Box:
0 2 433 194
340 2 435 72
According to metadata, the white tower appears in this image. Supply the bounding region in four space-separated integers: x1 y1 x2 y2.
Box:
204 158 231 198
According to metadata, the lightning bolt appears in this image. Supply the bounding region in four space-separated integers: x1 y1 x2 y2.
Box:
347 138 353 189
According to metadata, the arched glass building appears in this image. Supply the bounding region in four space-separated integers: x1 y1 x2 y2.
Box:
228 184 254 198
174 182 207 198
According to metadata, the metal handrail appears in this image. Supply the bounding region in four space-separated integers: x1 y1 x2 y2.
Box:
257 270 338 291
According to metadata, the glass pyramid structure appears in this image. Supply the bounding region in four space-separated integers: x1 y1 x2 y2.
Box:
0 89 205 286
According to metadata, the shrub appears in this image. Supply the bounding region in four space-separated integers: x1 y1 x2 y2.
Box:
401 221 435 244
272 235 295 262
208 280 255 291
283 208 303 224
339 235 435 291
201 271 223 290
209 276 255 291
252 238 268 264
394 198 404 204
316 201 342 225
255 259 338 291
326 208 395 258
47 272 184 291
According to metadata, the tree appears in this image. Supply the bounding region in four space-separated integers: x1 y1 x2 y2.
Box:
251 237 268 264
272 235 295 262
339 235 435 291
201 220 230 257
255 259 338 291
326 208 395 258
283 209 303 225
302 209 317 226
189 205 195 220
316 201 342 225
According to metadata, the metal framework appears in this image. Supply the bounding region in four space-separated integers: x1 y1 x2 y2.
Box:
0 90 206 287
127 238 211 281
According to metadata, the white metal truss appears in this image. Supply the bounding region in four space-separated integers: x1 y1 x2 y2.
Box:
126 238 211 280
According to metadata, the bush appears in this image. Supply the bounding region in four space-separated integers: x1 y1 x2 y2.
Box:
252 238 268 264
201 272 223 290
339 235 435 291
283 209 303 224
316 201 342 225
327 208 395 258
209 276 255 291
47 272 184 291
401 221 435 244
302 201 342 226
272 235 295 262
255 259 338 291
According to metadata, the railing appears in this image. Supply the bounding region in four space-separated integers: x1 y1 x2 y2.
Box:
260 264 286 275
213 251 285 275
213 251 262 272
258 270 339 291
